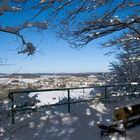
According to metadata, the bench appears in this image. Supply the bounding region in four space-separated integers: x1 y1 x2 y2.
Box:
113 104 140 128
97 123 126 137
98 103 140 137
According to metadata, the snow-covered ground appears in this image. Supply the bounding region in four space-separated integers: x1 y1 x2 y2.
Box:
0 90 140 140
14 88 96 107
0 77 40 84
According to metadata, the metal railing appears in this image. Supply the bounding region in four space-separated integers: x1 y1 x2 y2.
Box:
8 84 140 124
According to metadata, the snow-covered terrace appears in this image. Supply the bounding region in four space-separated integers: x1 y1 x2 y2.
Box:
0 84 140 140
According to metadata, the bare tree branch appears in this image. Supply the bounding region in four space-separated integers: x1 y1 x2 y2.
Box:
1 0 140 54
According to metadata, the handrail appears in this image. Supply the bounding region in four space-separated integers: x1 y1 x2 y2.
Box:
8 83 137 95
8 83 140 124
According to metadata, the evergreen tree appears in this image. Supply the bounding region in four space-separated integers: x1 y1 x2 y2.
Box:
109 35 140 84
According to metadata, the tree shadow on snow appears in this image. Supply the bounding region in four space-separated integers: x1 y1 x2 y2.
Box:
0 93 140 140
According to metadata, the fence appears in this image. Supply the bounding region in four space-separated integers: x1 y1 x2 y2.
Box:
8 84 140 124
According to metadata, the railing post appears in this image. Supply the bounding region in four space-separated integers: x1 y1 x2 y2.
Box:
139 86 140 97
67 89 70 113
11 93 15 124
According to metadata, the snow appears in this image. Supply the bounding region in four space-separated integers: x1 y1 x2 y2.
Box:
13 88 101 107
0 90 140 140
0 77 41 84
17 78 40 83
0 78 11 84
40 0 46 3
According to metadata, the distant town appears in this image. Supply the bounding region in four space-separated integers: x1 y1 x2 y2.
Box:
0 72 110 91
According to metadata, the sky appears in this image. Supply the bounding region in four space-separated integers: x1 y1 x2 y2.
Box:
0 1 118 74
0 30 115 74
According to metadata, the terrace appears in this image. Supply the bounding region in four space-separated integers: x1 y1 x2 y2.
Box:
0 84 140 140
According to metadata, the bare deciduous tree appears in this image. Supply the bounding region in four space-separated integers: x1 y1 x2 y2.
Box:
1 0 140 54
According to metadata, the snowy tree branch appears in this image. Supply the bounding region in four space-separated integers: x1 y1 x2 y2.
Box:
1 0 140 54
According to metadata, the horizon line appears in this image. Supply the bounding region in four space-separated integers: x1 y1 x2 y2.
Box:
0 71 110 75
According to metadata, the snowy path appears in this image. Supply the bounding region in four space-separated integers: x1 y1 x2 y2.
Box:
0 98 140 140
